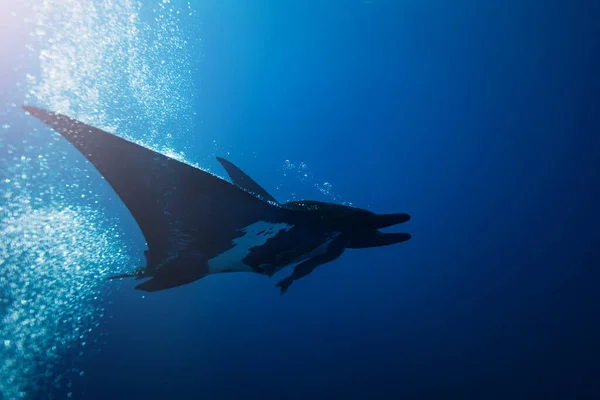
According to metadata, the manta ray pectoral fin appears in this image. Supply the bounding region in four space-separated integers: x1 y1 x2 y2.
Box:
135 277 190 292
23 106 290 289
135 272 208 292
135 255 210 292
216 157 279 204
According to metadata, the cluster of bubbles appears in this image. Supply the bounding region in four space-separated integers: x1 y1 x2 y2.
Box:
1 0 197 398
0 180 128 399
24 0 197 161
279 159 352 206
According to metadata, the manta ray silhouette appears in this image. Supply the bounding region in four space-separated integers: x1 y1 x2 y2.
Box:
23 106 411 294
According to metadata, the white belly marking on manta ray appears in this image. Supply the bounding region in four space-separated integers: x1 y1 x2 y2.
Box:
207 221 294 273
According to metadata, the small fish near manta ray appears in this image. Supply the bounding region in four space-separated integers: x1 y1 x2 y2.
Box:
22 106 412 295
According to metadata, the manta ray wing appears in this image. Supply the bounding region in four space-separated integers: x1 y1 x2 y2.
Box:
23 106 289 272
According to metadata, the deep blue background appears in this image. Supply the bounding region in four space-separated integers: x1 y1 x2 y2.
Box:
3 1 600 399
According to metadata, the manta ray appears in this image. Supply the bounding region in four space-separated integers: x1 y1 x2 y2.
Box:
23 106 411 294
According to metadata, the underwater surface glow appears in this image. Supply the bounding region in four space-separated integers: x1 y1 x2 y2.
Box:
25 0 196 162
1 0 196 398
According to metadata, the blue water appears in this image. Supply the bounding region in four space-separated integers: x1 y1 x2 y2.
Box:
1 1 599 399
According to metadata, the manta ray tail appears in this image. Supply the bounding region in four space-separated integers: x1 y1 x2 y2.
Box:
106 267 147 280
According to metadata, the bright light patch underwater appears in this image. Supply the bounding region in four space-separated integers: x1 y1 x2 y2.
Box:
0 197 128 399
1 0 197 398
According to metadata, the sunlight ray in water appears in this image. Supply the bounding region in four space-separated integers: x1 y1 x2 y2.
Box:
1 0 196 398
25 0 197 165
